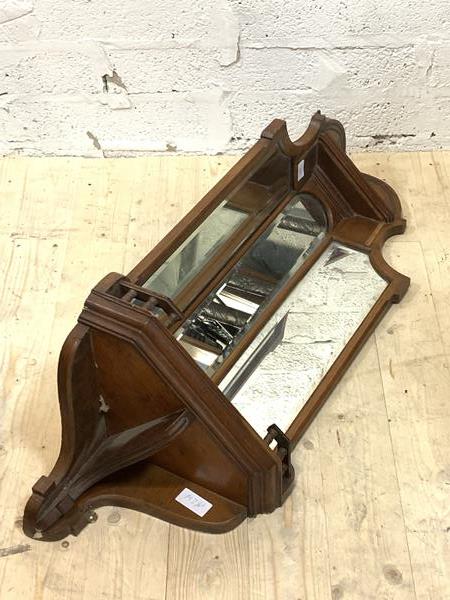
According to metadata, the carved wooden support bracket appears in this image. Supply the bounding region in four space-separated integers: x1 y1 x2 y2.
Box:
25 409 192 538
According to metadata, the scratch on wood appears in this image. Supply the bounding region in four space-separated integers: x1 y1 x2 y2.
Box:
0 543 31 558
389 358 394 378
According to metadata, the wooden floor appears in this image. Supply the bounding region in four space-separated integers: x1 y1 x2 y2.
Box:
1 152 449 600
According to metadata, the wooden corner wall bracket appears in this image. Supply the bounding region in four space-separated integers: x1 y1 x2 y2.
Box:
23 112 409 541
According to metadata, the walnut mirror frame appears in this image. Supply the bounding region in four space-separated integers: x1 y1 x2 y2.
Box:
23 112 410 541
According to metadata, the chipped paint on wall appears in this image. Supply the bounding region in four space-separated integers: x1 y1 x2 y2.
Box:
211 0 241 66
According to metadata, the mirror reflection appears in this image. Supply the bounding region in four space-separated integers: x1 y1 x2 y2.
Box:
175 193 328 374
143 149 290 299
219 243 387 437
142 201 246 298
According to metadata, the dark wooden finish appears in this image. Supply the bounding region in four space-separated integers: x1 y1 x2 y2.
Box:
23 112 409 541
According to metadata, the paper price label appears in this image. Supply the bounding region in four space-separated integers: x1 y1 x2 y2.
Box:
175 488 213 517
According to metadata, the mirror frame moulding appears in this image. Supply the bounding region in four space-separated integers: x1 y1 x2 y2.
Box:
23 112 410 542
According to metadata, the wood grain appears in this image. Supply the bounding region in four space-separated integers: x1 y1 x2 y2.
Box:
1 152 450 599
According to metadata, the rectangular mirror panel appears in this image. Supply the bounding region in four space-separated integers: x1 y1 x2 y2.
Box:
142 150 290 299
218 242 387 438
175 193 328 376
143 201 246 298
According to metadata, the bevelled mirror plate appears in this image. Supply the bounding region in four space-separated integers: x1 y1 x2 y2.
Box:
174 192 327 375
219 242 387 437
142 148 290 299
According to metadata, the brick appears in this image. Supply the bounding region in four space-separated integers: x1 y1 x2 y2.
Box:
222 46 421 92
105 48 219 94
233 0 449 43
0 42 109 96
1 89 232 155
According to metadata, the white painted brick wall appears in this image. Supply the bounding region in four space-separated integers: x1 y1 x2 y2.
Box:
1 0 449 156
